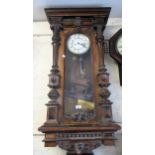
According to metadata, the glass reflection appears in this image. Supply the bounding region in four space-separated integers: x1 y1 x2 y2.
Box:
64 44 95 120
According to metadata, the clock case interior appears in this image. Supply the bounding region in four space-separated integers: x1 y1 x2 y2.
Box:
64 31 95 121
39 8 121 155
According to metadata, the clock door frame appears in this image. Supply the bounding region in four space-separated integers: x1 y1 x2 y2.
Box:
61 27 100 124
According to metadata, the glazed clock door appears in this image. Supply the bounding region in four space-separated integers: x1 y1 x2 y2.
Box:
64 32 95 121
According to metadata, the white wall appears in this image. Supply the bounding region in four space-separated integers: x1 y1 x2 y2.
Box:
33 20 122 155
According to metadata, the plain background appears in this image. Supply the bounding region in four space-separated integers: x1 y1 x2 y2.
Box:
0 0 155 155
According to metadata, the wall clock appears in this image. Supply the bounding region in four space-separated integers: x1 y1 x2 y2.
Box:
38 8 121 155
109 29 122 85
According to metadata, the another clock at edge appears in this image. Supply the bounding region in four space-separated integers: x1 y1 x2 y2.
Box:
109 29 122 86
39 8 121 155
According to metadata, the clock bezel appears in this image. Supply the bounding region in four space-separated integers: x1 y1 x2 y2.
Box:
67 33 91 55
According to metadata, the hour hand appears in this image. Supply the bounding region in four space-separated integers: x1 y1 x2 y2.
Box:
77 42 86 48
81 43 86 48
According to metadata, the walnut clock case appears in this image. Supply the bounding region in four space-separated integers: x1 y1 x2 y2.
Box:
38 8 121 155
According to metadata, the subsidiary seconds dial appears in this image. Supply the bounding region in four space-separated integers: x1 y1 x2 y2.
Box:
67 33 90 55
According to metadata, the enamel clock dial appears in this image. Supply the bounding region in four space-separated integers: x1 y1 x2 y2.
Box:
67 33 90 55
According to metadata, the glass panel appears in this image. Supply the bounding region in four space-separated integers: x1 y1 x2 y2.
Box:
64 34 95 120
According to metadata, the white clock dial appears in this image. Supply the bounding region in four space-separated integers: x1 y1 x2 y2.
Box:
116 35 122 55
67 33 90 55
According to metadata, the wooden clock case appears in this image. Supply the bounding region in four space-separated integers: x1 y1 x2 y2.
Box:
109 29 122 85
38 8 121 155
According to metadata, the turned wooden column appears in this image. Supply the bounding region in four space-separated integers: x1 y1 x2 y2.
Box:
94 18 112 124
95 24 105 71
45 17 63 125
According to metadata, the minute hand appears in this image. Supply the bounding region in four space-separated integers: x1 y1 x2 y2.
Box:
77 42 86 48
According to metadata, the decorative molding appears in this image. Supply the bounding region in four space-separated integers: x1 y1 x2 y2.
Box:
99 99 113 107
99 88 111 98
98 71 110 87
94 20 105 70
48 89 59 100
74 17 82 30
56 132 114 140
33 18 122 35
48 69 60 89
58 140 102 154
65 111 95 121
